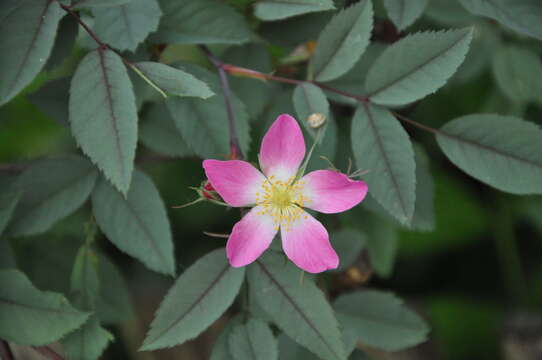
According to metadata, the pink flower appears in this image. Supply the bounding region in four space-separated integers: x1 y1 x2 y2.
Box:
203 114 368 273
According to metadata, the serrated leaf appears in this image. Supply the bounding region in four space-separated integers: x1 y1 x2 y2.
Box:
28 77 70 127
141 248 245 350
152 0 253 44
293 83 330 139
248 253 346 360
312 0 373 82
228 318 278 360
7 155 98 237
140 103 194 158
334 290 429 351
63 316 113 360
363 212 398 278
95 255 133 324
436 114 542 194
69 49 138 194
93 0 161 52
92 170 175 276
351 103 416 224
366 29 473 105
329 228 366 273
492 45 542 103
458 0 542 41
383 0 428 31
133 61 213 98
0 269 89 345
73 0 131 9
0 0 64 105
210 316 243 360
254 0 335 21
411 145 435 231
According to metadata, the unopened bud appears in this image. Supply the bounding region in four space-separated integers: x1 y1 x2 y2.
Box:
201 181 219 200
307 113 326 129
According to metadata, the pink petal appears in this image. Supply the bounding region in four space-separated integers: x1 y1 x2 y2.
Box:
281 210 339 273
227 206 278 267
203 160 265 207
298 170 368 214
259 114 306 182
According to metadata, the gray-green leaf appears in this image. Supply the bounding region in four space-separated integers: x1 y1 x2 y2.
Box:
0 269 89 345
351 104 416 224
93 0 161 52
0 0 64 105
63 316 113 360
334 290 429 351
133 61 213 98
73 0 132 9
140 103 194 158
411 145 435 231
152 0 253 44
383 0 428 31
436 114 542 194
458 0 542 41
492 45 542 104
210 316 243 360
228 318 278 360
312 0 373 82
28 77 71 127
293 83 330 139
92 170 175 276
363 212 398 278
248 253 346 360
95 255 133 324
366 29 473 105
0 183 20 237
330 228 366 273
70 49 138 195
8 155 98 237
141 248 245 350
254 0 335 21
71 245 100 310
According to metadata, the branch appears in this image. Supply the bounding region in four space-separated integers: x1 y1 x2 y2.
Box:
57 2 107 50
199 46 244 160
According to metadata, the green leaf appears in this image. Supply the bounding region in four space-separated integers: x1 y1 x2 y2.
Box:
71 245 100 310
73 0 131 9
210 315 243 360
0 239 16 269
254 0 335 21
7 155 98 237
364 212 399 278
69 49 138 195
93 0 161 52
0 0 64 105
365 29 473 105
248 253 346 360
152 0 253 44
0 269 89 345
312 0 373 82
44 15 78 72
95 255 133 324
383 0 428 31
28 77 70 127
334 290 429 351
436 114 542 194
351 103 416 224
141 248 245 350
228 318 278 360
63 316 114 360
0 183 20 237
132 61 214 98
140 103 194 158
458 0 542 41
329 228 366 273
492 45 542 104
411 145 435 231
92 169 175 276
277 334 318 360
293 83 330 139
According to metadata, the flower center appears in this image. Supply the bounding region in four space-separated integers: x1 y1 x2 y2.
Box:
255 175 311 231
